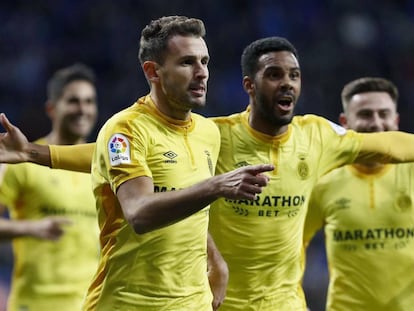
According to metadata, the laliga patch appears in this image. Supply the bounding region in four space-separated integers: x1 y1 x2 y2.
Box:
328 121 347 136
108 134 131 166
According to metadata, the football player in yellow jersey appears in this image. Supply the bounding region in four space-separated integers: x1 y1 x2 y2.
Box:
207 38 414 311
0 64 100 311
3 35 414 311
0 16 274 311
304 77 414 311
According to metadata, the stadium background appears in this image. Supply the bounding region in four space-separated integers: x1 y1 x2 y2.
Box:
1 1 414 310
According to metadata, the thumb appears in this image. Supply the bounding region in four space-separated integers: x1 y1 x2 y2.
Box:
0 113 14 132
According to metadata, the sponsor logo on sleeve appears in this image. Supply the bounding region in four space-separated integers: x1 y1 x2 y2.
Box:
108 134 131 166
328 121 347 136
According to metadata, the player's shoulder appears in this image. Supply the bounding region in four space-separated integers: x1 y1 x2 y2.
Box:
210 111 243 128
100 101 145 133
192 112 219 130
293 114 332 127
292 114 349 136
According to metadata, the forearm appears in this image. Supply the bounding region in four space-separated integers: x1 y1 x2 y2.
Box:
120 177 220 234
207 233 228 275
119 163 273 234
0 218 38 240
207 233 228 311
26 143 51 166
357 131 414 163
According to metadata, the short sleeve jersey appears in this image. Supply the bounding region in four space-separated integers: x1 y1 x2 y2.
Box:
84 95 220 310
304 163 414 311
209 108 363 311
0 138 99 311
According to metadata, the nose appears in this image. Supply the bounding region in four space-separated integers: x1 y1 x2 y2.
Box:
76 100 96 116
194 62 208 80
76 101 88 114
369 113 384 131
280 74 293 90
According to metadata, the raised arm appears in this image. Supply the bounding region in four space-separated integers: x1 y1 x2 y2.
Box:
356 131 414 164
117 164 274 234
0 113 95 173
0 113 51 166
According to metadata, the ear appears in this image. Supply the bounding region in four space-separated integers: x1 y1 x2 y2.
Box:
142 61 160 84
45 100 55 120
338 112 348 128
242 76 255 96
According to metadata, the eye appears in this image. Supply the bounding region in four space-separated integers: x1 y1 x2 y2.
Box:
357 111 372 119
201 57 209 65
290 71 300 80
67 97 81 104
266 69 282 80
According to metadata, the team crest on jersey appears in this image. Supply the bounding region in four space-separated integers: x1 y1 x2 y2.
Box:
297 154 309 179
108 134 131 166
328 121 347 136
204 150 214 176
395 191 412 212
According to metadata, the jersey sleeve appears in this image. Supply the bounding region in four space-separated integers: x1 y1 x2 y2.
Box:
308 116 363 177
50 143 96 173
93 114 152 193
356 131 414 163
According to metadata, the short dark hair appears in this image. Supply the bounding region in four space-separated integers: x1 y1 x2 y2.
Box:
341 77 399 111
241 36 298 78
138 16 206 65
47 63 96 102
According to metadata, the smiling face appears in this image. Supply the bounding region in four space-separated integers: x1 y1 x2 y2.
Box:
244 50 301 136
47 80 98 142
147 35 209 120
340 91 399 132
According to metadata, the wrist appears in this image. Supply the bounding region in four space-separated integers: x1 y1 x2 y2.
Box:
26 143 51 167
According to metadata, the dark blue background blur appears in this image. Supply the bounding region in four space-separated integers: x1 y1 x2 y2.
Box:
1 1 414 310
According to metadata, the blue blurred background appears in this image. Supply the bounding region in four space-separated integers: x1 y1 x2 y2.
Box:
1 0 414 310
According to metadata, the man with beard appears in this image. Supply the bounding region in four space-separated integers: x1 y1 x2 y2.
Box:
208 37 414 310
2 36 414 310
0 16 274 311
304 77 414 311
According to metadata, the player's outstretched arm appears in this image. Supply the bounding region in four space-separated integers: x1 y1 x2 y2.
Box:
0 113 51 166
0 215 72 241
118 164 274 234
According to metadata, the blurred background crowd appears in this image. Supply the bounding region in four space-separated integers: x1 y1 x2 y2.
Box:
1 0 414 310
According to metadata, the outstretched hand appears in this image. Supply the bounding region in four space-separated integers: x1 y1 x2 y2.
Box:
216 164 274 201
30 216 73 240
0 113 30 163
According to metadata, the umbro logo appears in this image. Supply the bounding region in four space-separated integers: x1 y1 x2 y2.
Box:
334 197 351 211
163 151 177 163
235 161 250 168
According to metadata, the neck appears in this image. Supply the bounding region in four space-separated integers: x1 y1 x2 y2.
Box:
150 89 191 121
248 106 289 136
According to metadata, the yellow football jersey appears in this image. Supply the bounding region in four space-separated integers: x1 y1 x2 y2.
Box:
305 163 414 311
0 138 99 311
84 95 220 310
209 108 363 311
